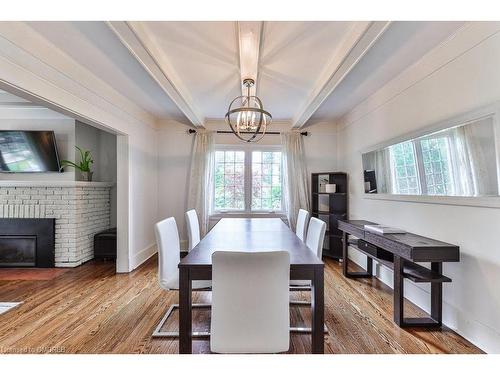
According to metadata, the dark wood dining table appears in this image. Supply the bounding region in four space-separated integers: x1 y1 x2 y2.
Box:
178 218 325 354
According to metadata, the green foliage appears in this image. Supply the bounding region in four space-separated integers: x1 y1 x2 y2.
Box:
60 146 93 172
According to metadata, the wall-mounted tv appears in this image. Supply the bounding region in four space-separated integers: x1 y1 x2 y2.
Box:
0 131 61 172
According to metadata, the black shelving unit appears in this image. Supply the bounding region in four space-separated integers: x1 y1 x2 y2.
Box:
311 172 348 260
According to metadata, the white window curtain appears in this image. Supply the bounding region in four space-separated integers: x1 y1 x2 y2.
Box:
187 131 215 236
448 118 497 196
281 132 310 231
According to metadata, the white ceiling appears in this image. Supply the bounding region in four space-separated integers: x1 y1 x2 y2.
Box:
128 21 241 120
4 21 466 128
25 21 188 122
309 21 465 123
257 21 359 120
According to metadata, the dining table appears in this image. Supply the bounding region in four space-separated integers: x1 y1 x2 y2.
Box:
178 217 325 354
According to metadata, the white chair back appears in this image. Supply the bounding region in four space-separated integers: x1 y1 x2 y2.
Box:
154 217 181 290
305 217 327 259
210 251 290 353
185 209 201 251
295 209 309 242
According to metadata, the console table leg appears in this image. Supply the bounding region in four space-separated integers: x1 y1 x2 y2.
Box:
342 231 348 276
431 262 443 325
366 257 373 275
393 255 404 326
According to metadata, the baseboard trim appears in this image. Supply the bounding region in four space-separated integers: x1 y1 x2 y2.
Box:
130 243 157 271
55 254 94 268
348 246 499 353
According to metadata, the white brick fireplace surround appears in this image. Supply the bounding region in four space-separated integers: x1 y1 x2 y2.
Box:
0 181 113 267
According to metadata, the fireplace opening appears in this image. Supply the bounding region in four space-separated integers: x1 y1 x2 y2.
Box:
0 218 55 268
0 236 37 267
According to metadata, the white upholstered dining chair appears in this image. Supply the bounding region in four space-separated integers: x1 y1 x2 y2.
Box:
290 217 327 333
295 209 309 242
305 217 327 259
185 209 201 252
152 216 211 338
210 251 290 353
290 217 327 289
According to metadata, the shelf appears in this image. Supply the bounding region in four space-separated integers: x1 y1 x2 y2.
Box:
403 263 452 283
312 171 348 260
313 211 330 215
313 211 346 215
0 180 115 188
348 240 452 283
313 192 347 195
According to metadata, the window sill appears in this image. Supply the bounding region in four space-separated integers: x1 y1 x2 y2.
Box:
363 193 500 209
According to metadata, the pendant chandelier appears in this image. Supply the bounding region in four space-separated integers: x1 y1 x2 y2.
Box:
225 78 272 143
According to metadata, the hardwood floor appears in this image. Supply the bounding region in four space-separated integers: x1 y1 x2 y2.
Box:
0 256 482 354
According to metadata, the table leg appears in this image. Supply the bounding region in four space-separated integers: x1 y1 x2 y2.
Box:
311 266 324 354
431 262 443 325
179 267 192 354
366 257 373 275
393 255 404 326
342 231 348 276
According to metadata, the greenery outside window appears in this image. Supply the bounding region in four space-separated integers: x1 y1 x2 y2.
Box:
214 146 283 213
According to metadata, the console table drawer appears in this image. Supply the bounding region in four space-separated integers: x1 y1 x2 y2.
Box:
357 239 378 256
357 239 394 263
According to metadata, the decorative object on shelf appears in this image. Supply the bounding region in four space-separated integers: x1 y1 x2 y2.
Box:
318 175 329 192
325 184 337 193
311 172 348 259
60 146 94 182
225 78 272 143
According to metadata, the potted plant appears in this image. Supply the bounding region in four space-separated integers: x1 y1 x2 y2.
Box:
60 146 94 181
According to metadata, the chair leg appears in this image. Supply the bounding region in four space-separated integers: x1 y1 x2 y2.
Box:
289 298 328 334
152 303 211 338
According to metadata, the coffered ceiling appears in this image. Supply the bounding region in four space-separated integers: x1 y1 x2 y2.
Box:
18 21 466 128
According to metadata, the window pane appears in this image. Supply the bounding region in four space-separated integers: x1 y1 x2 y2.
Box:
420 137 454 196
251 151 282 211
214 150 245 210
389 141 420 195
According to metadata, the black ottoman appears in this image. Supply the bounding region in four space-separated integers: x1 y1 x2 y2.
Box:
94 228 117 261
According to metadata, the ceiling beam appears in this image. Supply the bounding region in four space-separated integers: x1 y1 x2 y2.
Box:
107 21 205 127
292 21 392 128
237 21 263 97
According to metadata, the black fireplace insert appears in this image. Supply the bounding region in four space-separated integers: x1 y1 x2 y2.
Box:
0 218 55 267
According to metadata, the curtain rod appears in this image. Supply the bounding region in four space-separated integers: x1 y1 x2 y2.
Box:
188 129 308 136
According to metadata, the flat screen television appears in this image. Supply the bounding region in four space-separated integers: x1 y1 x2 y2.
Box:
0 130 61 172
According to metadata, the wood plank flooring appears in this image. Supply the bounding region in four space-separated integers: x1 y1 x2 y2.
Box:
0 256 482 354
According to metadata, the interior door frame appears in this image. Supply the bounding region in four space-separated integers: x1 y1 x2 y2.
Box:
0 81 130 273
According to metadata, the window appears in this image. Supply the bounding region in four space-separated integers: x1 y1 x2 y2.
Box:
251 151 282 211
389 141 421 195
418 137 454 195
213 147 283 212
214 150 245 210
388 136 455 196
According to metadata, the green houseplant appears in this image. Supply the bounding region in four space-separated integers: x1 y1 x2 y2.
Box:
60 146 94 181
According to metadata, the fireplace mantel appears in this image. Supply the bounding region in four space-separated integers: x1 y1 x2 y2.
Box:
0 181 114 188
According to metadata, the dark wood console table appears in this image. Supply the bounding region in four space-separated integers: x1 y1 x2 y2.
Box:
338 219 459 328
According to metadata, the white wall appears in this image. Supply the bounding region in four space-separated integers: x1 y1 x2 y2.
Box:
75 121 117 226
0 108 76 181
157 119 338 249
337 22 500 353
0 23 159 273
